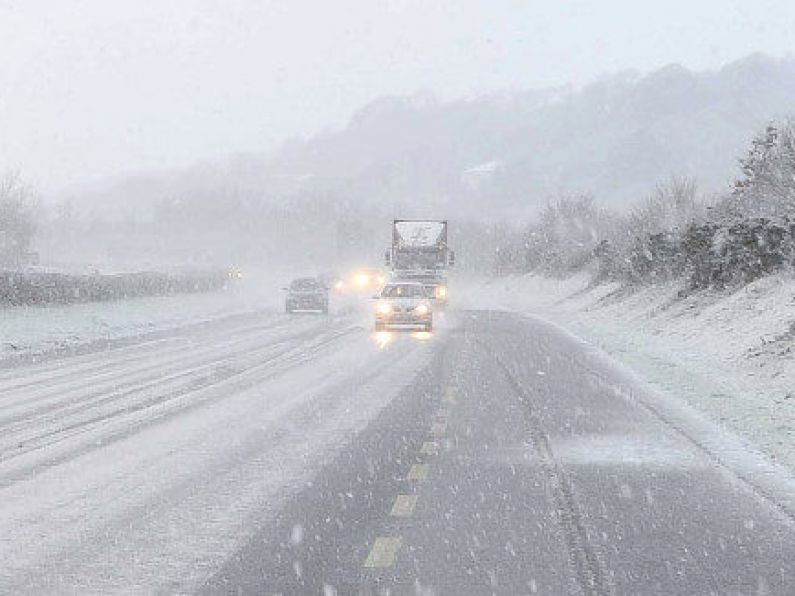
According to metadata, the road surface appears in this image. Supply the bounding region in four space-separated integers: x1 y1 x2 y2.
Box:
1 308 795 594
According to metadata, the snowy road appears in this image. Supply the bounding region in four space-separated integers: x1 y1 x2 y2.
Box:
2 309 795 593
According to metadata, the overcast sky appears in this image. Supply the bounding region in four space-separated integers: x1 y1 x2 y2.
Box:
2 0 795 193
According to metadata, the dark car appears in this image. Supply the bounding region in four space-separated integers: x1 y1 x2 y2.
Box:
285 278 328 314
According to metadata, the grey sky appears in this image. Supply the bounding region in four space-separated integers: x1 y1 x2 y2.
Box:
2 0 795 193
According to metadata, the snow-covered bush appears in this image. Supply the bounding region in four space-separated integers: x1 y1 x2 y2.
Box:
730 121 795 220
596 121 795 290
684 218 795 289
682 121 795 289
592 177 702 284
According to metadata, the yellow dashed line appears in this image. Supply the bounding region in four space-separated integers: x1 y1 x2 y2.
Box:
407 463 429 480
390 494 418 517
363 537 402 567
444 386 457 403
420 441 438 455
362 384 461 572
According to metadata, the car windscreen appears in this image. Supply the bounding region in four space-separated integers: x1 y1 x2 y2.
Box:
291 279 320 291
381 284 427 298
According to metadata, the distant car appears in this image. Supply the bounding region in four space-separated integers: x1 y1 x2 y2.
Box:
285 278 328 314
374 282 432 332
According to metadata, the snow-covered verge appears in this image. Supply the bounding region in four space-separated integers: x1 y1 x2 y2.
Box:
459 273 795 471
0 278 283 363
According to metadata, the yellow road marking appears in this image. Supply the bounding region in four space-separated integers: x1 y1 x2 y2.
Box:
407 463 429 480
420 441 438 455
431 421 447 436
390 494 418 517
444 387 457 403
363 537 402 567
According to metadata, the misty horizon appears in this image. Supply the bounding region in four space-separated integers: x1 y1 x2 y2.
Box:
45 52 793 198
4 0 795 194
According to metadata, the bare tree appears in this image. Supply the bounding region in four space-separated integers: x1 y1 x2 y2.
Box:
525 194 615 275
626 176 702 237
0 171 37 267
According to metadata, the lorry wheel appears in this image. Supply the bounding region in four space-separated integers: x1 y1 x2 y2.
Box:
425 321 433 332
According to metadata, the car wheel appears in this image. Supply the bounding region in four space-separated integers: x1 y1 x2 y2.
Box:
375 322 385 332
425 321 433 332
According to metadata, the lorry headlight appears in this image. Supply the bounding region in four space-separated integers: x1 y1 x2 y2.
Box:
377 301 393 315
414 303 429 315
436 285 447 299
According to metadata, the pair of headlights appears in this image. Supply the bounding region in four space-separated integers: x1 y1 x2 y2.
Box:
377 302 429 316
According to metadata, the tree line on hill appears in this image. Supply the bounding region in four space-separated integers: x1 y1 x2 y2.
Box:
4 113 795 296
513 119 795 291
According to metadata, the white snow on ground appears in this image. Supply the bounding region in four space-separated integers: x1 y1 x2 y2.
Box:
459 272 795 471
0 272 323 362
0 312 441 593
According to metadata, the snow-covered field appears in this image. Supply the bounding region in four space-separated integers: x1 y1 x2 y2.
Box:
0 285 268 363
460 273 795 472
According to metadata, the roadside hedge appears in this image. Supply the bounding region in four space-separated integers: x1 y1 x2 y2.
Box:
0 270 229 307
683 218 795 289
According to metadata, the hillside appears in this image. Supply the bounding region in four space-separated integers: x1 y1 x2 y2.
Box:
267 54 795 213
39 53 795 271
58 54 795 222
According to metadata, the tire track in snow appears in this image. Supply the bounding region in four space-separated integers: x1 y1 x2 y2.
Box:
0 315 302 398
0 317 343 428
480 337 611 596
0 324 362 488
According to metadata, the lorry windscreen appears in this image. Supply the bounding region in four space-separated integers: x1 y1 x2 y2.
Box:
291 279 321 291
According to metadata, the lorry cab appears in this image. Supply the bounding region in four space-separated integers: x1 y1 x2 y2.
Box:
384 219 454 307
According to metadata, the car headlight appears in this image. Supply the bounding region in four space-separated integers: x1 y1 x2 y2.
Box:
355 273 369 287
414 303 429 315
435 285 447 299
377 301 393 315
